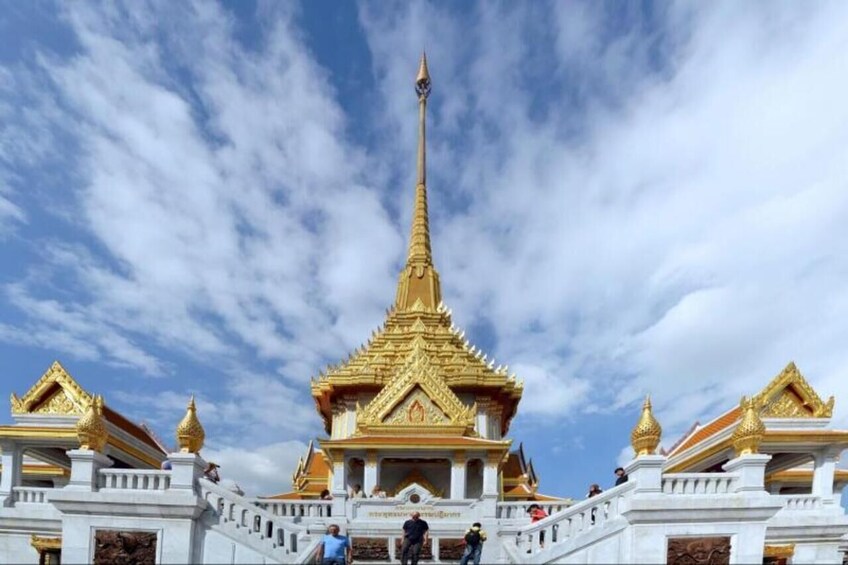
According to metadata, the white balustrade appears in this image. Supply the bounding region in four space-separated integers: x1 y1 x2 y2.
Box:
98 469 171 491
251 499 334 518
661 473 737 495
201 478 310 561
496 500 572 520
514 482 635 555
779 494 822 511
12 486 50 504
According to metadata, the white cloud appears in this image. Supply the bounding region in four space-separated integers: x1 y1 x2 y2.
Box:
202 440 308 497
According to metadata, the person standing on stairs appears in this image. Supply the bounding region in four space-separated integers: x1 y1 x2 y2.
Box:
400 511 429 565
317 524 352 565
459 522 486 565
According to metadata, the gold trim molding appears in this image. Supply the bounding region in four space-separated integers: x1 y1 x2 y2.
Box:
763 544 795 558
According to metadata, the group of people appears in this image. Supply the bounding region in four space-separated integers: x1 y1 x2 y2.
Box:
348 483 388 499
316 511 487 565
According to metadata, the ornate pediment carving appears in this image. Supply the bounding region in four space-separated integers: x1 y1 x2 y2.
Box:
356 343 475 436
754 362 834 418
11 361 91 415
383 388 448 425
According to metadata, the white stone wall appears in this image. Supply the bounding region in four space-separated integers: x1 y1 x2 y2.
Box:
202 529 269 564
0 533 40 564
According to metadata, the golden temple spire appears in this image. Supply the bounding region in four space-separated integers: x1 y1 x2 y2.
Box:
76 395 108 452
396 53 442 311
731 396 766 456
176 395 205 453
631 395 662 456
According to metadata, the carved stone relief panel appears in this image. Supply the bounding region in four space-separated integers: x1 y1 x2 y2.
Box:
93 530 157 565
667 536 731 565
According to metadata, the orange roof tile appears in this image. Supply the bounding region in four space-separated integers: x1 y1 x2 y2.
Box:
670 407 741 455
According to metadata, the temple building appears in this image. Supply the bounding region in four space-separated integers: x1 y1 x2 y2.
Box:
1 55 847 565
268 54 551 506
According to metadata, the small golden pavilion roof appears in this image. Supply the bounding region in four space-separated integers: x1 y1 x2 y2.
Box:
311 57 523 435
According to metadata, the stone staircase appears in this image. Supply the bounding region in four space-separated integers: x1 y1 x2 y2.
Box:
199 478 320 564
500 482 635 564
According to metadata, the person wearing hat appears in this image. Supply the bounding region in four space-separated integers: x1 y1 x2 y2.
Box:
203 462 220 483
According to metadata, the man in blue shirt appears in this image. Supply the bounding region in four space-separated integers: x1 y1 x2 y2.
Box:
317 524 352 565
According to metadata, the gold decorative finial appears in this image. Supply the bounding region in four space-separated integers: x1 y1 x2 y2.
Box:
731 396 766 456
631 395 662 456
76 395 108 452
176 395 205 453
415 52 431 99
396 53 441 311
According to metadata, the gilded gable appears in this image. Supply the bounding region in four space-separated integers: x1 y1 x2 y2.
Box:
383 387 448 425
10 361 91 415
355 342 476 436
754 362 834 418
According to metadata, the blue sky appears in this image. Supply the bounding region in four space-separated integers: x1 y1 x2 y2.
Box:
2 1 848 499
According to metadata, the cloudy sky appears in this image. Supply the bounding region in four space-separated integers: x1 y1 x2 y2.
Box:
1 1 847 498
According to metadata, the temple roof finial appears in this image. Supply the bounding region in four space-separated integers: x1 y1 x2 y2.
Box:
415 52 431 100
396 54 441 311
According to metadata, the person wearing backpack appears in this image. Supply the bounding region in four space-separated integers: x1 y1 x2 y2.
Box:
459 522 486 565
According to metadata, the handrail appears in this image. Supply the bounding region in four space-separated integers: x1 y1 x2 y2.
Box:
513 482 635 555
200 478 308 560
12 486 51 504
661 472 737 494
98 469 171 491
250 498 333 518
778 494 822 510
496 500 573 519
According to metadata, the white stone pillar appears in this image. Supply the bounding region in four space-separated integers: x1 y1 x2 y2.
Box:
331 457 347 495
169 452 205 492
482 460 499 496
330 452 348 518
66 448 112 491
0 440 23 506
722 453 771 493
624 454 665 493
451 452 467 499
364 450 379 495
812 449 839 504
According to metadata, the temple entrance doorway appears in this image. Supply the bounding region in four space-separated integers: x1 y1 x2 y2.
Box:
381 458 450 497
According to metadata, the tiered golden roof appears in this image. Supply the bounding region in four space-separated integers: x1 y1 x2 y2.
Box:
176 396 205 453
311 55 523 436
76 395 108 452
631 395 662 456
731 396 766 456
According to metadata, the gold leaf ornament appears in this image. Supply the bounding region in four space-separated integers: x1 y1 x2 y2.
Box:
176 396 205 453
76 395 108 452
731 396 766 456
631 395 662 456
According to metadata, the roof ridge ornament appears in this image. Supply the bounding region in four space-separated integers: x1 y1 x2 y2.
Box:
176 395 205 453
76 395 108 452
731 396 766 456
631 395 662 456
